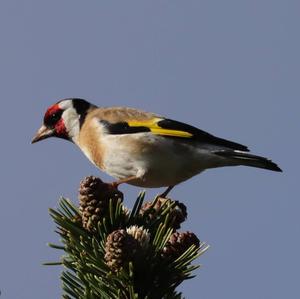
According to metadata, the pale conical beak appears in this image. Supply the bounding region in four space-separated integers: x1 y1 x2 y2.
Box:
31 125 54 144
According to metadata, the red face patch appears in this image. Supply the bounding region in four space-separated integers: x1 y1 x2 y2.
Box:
44 104 60 120
43 103 68 139
55 118 67 136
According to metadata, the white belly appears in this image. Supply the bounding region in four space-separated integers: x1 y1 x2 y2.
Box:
100 133 220 187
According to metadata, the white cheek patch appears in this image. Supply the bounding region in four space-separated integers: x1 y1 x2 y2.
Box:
62 107 80 143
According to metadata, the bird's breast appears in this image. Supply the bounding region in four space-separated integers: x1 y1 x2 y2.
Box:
77 118 106 169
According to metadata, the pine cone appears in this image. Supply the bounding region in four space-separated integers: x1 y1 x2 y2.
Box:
79 176 123 231
139 197 187 229
104 229 139 272
161 231 200 260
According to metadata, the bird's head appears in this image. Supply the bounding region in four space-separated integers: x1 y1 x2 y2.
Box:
31 98 93 144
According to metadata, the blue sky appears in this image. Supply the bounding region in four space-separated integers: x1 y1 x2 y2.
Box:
0 1 299 298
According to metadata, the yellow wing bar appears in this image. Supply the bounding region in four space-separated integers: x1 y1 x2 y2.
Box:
128 118 193 138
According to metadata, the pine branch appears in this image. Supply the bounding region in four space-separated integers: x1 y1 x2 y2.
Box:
47 176 209 298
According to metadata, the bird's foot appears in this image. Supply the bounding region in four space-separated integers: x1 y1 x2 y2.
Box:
107 181 120 192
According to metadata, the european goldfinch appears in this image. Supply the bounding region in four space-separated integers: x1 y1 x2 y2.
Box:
32 98 281 196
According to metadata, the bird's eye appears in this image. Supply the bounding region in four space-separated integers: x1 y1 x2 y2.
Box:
44 109 63 127
51 113 60 123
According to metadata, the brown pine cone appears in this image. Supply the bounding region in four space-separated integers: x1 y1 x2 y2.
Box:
139 197 187 229
161 231 200 260
104 229 139 272
79 176 123 231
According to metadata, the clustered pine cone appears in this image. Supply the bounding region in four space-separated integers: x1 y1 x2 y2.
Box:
77 176 200 273
161 231 200 260
139 197 187 229
79 176 123 231
104 229 139 272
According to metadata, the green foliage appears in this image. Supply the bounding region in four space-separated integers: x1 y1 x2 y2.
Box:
48 192 209 299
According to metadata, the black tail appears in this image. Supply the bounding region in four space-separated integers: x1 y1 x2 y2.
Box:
215 150 282 172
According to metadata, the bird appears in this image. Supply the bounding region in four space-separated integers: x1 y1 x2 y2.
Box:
32 98 281 196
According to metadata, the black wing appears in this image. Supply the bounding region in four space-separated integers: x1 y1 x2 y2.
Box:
157 119 249 152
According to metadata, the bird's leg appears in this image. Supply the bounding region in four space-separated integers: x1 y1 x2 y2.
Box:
159 186 174 198
109 176 139 189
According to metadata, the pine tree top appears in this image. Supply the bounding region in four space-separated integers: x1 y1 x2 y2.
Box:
47 176 209 299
